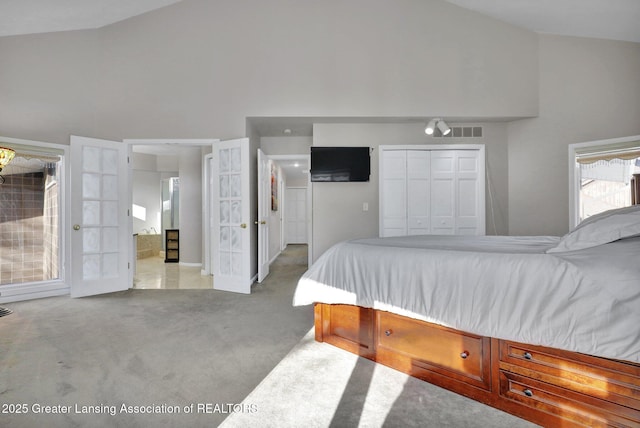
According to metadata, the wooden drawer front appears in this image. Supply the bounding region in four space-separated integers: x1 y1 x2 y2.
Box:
500 341 640 410
377 311 487 385
500 371 640 427
321 304 374 357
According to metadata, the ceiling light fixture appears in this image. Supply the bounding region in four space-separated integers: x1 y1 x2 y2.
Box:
425 119 437 135
425 118 451 136
0 146 16 184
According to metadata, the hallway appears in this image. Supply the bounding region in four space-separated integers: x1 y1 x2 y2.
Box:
133 245 308 289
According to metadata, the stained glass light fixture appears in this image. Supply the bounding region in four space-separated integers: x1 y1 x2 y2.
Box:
0 146 16 184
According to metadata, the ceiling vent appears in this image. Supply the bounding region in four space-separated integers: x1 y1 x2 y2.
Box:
431 126 482 138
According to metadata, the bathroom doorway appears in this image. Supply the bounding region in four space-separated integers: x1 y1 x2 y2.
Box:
128 139 214 289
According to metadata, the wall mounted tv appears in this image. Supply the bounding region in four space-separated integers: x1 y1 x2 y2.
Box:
310 146 370 182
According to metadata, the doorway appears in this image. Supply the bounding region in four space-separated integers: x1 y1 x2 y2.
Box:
127 139 215 289
265 155 311 267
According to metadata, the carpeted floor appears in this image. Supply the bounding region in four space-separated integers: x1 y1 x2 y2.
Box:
220 329 538 428
0 245 313 428
0 244 538 427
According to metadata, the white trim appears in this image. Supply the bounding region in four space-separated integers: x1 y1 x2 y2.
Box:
568 135 640 229
0 136 70 302
269 250 281 265
179 262 202 268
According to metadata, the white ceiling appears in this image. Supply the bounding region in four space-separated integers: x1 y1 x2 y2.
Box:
0 0 182 37
0 0 637 42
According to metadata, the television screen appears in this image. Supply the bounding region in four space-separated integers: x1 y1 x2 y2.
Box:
310 147 370 182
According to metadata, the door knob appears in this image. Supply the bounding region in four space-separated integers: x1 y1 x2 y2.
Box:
73 224 81 231
260 220 266 225
240 223 247 229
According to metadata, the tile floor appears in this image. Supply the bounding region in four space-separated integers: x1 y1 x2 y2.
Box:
133 256 212 289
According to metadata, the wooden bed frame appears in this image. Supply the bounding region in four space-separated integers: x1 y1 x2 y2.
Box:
315 303 640 427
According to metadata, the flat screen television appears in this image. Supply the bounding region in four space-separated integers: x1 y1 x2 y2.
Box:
310 146 370 182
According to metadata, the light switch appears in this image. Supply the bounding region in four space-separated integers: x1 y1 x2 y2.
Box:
363 202 369 212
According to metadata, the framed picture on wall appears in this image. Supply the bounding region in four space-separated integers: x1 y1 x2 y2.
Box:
271 163 278 211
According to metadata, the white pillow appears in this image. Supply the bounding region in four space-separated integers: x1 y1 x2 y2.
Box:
546 205 640 253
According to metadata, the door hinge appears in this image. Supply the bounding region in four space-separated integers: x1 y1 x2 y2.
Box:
128 262 130 269
127 209 130 216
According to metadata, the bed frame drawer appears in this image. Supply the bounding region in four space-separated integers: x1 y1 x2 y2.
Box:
315 304 375 358
499 340 640 411
499 370 640 427
376 311 490 390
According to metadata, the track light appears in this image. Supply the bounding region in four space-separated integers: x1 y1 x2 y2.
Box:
437 119 451 136
425 119 451 136
425 119 437 135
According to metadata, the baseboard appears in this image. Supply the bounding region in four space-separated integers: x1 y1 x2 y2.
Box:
178 262 202 268
269 251 281 265
0 281 70 304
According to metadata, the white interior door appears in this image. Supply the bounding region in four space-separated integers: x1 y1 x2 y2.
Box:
212 138 252 294
256 149 270 283
285 188 307 244
70 136 130 297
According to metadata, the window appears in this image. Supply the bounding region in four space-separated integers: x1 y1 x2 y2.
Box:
0 143 64 286
569 136 640 228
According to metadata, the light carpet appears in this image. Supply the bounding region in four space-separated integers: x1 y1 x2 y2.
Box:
220 329 539 428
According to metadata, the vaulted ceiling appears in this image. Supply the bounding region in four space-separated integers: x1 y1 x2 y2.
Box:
1 0 639 43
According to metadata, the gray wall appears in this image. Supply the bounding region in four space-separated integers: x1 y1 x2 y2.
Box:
508 35 640 236
0 0 538 145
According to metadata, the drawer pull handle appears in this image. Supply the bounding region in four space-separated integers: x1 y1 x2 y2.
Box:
523 352 533 360
460 351 469 359
384 329 393 336
523 389 533 397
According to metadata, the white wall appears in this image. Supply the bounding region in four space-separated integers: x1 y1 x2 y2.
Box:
508 36 640 235
131 152 162 234
178 147 203 264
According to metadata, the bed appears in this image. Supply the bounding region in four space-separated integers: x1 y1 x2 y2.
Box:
294 205 640 427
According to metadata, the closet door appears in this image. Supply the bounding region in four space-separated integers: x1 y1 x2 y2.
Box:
381 150 407 237
379 146 485 238
431 151 456 234
407 150 430 235
456 150 482 235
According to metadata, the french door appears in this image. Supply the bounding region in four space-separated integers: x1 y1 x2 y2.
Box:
211 138 252 293
70 136 130 297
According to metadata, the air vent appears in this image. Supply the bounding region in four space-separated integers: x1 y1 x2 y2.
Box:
432 126 482 138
